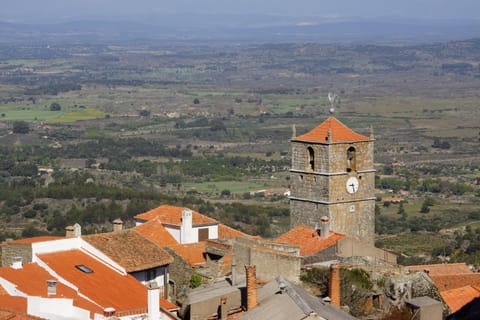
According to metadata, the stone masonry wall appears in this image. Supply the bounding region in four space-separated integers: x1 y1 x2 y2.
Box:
1 243 32 267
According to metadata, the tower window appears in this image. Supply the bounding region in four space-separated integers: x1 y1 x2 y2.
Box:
346 147 356 172
307 147 315 171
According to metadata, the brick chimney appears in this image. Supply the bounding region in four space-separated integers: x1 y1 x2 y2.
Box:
320 216 330 238
147 281 161 320
329 264 341 307
113 218 123 232
47 280 57 295
245 265 257 310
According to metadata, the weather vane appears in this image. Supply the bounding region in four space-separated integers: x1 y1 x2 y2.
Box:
328 92 339 114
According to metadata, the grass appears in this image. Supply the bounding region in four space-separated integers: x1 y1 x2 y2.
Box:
376 232 451 256
183 180 275 194
47 108 107 123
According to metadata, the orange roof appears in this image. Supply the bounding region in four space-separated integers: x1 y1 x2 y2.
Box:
168 242 207 267
440 285 480 313
135 205 217 226
407 263 472 276
0 304 44 320
0 296 28 316
37 249 172 313
430 273 480 291
218 224 251 239
134 218 179 247
83 229 174 272
276 225 345 256
294 117 369 143
6 236 63 245
0 263 102 317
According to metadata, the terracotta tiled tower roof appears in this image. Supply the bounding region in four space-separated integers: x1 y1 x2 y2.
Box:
294 116 368 143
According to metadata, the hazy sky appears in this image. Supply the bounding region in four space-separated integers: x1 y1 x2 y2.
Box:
2 0 480 22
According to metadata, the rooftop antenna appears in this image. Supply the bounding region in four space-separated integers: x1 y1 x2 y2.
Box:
328 92 339 115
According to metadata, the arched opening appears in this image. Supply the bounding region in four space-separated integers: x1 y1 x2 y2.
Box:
307 147 315 171
346 147 356 172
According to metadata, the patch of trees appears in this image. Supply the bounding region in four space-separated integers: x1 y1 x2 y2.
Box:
12 121 30 134
25 83 81 96
441 62 474 74
431 138 451 149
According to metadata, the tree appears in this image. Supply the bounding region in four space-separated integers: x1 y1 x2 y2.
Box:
397 202 406 215
12 121 30 134
193 98 200 105
190 274 202 288
50 102 61 111
420 203 430 213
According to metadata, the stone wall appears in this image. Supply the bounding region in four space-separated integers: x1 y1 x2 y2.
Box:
231 237 301 284
164 247 194 302
337 237 397 264
1 243 32 267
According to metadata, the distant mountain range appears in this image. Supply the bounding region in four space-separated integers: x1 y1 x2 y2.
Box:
1 15 480 44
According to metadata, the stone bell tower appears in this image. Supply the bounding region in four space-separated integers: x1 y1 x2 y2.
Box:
289 116 375 244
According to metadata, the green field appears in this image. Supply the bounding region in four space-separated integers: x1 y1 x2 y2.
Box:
183 180 277 195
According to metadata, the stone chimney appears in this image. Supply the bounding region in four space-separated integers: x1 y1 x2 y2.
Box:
147 281 161 320
219 297 228 320
113 218 123 232
329 264 341 307
11 257 22 269
245 265 258 311
47 280 57 295
66 223 81 237
320 216 330 238
180 208 193 244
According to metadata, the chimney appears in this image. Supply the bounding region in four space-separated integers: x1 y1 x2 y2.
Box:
245 265 257 311
66 223 81 237
219 297 228 320
320 216 330 238
103 307 116 318
329 264 341 307
11 257 23 269
113 218 123 232
231 256 237 285
147 281 161 320
180 208 193 244
47 280 57 295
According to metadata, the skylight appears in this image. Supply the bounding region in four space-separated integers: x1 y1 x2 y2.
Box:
75 264 93 273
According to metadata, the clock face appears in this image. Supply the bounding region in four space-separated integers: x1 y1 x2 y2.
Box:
346 177 359 194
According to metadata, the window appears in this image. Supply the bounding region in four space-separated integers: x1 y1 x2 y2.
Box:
198 228 209 241
146 268 157 281
75 264 93 273
346 147 356 172
307 147 315 171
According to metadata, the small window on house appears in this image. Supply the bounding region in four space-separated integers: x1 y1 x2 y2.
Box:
146 268 157 281
307 147 315 171
75 264 93 273
346 147 356 172
198 228 209 241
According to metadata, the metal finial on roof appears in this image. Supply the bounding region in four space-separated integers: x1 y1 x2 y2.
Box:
328 92 339 115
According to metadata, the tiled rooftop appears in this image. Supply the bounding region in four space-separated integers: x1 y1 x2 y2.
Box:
440 285 480 313
168 242 207 267
276 225 345 256
430 273 480 291
37 249 172 312
134 205 217 226
293 116 369 143
134 217 179 247
0 263 102 317
83 229 173 272
5 236 63 245
218 224 251 239
407 262 472 276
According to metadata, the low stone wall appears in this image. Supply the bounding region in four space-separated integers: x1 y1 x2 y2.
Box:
1 243 32 267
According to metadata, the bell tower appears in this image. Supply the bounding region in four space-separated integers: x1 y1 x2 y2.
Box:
289 116 375 244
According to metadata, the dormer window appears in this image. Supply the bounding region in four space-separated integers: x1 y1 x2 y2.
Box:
346 147 356 172
307 147 315 171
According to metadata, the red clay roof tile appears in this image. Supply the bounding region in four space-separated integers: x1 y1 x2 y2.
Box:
430 273 480 291
83 229 173 272
294 116 369 143
440 285 480 313
407 263 472 276
135 205 217 226
134 218 179 247
168 242 207 267
37 249 171 313
218 224 251 239
276 225 345 256
6 236 63 245
0 263 102 317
